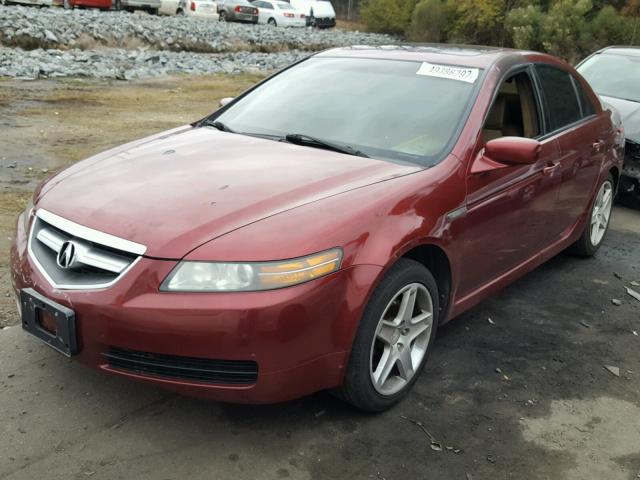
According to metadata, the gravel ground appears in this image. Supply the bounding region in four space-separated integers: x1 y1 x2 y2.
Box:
0 46 309 79
0 4 397 79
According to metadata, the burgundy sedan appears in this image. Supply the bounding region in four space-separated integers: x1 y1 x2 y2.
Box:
10 46 624 411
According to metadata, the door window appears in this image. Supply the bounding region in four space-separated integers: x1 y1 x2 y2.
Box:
535 65 582 133
573 77 596 117
482 71 540 144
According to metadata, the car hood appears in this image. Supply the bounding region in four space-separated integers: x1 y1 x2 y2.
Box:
600 95 640 143
38 126 420 258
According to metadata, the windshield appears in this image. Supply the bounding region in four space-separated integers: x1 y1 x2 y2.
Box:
577 53 640 103
213 57 481 165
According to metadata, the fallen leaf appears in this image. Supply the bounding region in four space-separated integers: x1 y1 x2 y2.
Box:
487 318 495 325
604 365 620 377
614 272 623 279
579 320 591 329
625 287 640 303
430 442 443 452
612 299 622 306
630 280 639 287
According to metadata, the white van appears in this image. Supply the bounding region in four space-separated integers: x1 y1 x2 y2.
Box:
288 0 335 28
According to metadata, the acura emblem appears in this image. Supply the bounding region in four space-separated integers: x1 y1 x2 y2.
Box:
56 241 77 270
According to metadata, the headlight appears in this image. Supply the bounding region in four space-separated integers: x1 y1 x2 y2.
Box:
23 198 34 233
160 248 343 292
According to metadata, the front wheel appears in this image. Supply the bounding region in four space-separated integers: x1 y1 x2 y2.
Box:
570 173 614 256
218 10 226 21
335 258 439 412
267 17 276 26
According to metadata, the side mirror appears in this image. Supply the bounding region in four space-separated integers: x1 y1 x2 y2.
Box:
219 97 234 108
471 137 541 174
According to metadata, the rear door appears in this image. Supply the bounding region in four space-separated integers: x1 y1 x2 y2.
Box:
533 65 605 231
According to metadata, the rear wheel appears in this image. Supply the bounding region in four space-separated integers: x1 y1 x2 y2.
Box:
335 258 439 412
267 17 276 26
570 173 614 256
219 9 226 20
113 0 121 10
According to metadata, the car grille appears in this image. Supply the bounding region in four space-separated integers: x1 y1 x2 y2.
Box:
104 347 259 384
28 209 146 290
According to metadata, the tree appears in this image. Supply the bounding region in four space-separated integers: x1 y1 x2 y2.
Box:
406 0 445 42
360 0 416 35
540 0 592 63
505 4 545 50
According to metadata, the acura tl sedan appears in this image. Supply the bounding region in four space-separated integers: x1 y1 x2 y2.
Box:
10 46 624 411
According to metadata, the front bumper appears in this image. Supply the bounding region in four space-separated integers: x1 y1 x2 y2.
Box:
10 211 381 403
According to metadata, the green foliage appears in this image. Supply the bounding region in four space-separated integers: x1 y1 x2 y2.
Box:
540 0 591 62
505 4 545 50
358 0 640 61
360 0 416 35
406 0 445 42
445 0 506 45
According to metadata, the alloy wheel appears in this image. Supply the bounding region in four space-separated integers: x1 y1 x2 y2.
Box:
369 282 433 396
590 179 613 246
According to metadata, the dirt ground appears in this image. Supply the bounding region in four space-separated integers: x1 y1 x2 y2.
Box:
1 76 639 480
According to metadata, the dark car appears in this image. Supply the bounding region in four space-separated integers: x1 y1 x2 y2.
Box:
11 46 623 411
217 0 258 22
577 47 640 204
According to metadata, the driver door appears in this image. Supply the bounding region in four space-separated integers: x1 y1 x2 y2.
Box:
454 68 563 300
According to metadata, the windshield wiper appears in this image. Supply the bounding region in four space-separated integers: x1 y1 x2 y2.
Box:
205 119 235 133
284 133 370 158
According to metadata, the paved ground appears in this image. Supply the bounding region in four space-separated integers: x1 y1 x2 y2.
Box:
1 77 640 480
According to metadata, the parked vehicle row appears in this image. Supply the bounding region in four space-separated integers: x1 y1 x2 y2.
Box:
0 0 335 26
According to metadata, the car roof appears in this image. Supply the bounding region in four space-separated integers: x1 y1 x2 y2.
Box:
598 46 640 58
315 44 563 70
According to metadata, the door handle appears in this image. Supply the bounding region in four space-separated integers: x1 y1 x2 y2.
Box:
591 140 605 153
543 162 560 175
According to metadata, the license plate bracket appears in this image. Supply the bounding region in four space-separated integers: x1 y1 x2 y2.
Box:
20 288 78 357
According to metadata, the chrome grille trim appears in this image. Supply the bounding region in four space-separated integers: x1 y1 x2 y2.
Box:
27 209 146 290
36 228 130 274
37 209 146 256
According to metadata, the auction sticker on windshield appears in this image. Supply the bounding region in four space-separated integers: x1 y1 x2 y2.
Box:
416 62 479 83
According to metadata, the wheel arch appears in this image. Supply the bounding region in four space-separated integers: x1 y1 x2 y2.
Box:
609 165 620 192
401 244 453 324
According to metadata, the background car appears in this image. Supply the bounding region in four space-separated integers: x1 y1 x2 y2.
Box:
252 0 305 27
158 0 181 14
288 0 334 27
113 0 160 13
184 0 219 18
57 0 111 9
577 47 640 206
1 0 51 6
217 0 258 23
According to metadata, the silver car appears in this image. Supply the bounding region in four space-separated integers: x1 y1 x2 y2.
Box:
217 0 258 23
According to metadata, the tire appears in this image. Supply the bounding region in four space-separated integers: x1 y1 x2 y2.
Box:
63 0 72 9
335 258 439 412
570 173 615 257
176 8 183 14
267 17 276 26
113 0 121 10
149 7 158 13
218 9 226 21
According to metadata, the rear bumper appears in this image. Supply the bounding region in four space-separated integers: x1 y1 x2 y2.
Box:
10 212 381 403
229 12 258 22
